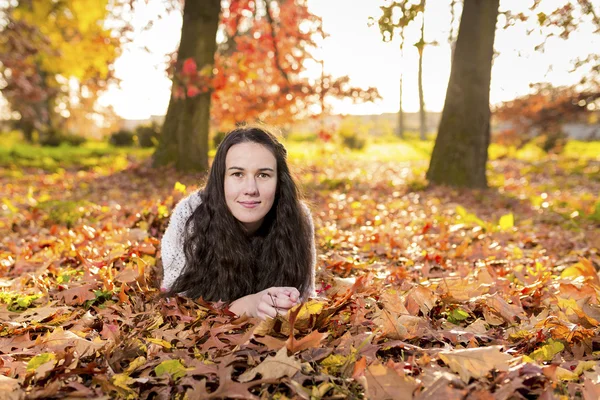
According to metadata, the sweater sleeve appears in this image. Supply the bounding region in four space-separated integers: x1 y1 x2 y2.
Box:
160 192 202 291
301 202 317 300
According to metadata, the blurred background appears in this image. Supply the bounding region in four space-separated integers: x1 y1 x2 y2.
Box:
0 0 598 179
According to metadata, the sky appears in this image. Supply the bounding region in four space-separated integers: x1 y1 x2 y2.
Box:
97 0 600 120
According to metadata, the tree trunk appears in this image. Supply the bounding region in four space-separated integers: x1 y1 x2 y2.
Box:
397 73 404 139
418 0 426 141
425 0 499 188
153 0 221 171
397 28 406 139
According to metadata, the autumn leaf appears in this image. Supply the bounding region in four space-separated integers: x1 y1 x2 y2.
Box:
154 359 188 381
57 283 97 306
364 361 417 400
561 258 600 287
498 213 514 231
27 353 57 381
238 347 301 382
439 346 513 383
528 339 564 362
286 329 327 353
0 375 23 400
41 327 103 357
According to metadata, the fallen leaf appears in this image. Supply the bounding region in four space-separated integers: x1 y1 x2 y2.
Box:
154 359 188 380
57 284 97 306
238 347 301 382
439 346 512 383
286 329 327 353
0 375 23 400
364 361 417 400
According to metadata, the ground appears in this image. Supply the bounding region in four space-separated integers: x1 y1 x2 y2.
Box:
0 141 599 399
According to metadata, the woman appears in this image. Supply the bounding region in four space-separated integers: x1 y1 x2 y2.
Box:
161 126 316 319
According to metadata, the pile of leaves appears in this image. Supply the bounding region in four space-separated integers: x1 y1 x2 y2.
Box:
1 153 599 399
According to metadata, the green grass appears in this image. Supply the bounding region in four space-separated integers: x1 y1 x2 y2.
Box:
1 128 598 171
0 138 153 172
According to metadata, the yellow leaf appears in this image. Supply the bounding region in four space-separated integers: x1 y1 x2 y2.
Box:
112 373 136 393
561 259 600 287
154 359 188 380
124 356 147 374
439 346 512 383
498 213 514 231
529 339 564 362
27 353 56 372
146 338 172 349
174 181 187 193
294 300 326 320
555 367 579 381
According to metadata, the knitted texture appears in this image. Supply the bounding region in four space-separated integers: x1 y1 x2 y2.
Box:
160 191 317 299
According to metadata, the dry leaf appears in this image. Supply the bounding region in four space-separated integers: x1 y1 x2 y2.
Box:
365 361 417 400
238 347 301 382
439 346 512 383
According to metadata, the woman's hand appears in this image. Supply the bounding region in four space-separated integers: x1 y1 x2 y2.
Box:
229 287 300 319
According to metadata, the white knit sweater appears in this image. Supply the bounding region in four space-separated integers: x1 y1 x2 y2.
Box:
160 191 316 299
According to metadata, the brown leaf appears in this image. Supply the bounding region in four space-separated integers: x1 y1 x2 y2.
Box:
405 285 437 316
57 284 97 306
364 361 417 400
238 347 301 382
0 375 23 400
439 346 512 383
583 378 600 400
485 293 525 323
254 335 286 350
41 327 104 357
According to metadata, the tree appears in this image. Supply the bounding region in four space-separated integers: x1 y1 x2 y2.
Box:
426 0 600 188
378 1 423 139
415 0 427 140
426 0 499 188
152 0 220 172
154 0 379 171
0 0 123 141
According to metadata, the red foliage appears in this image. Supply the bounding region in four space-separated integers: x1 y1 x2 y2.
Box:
170 0 379 131
493 83 600 150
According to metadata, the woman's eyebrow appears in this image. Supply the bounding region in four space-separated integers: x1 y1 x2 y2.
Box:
227 166 275 172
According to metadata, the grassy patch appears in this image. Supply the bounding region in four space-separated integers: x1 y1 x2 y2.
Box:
0 141 153 171
36 199 96 227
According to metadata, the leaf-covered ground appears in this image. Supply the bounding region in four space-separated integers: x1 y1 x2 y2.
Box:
1 152 599 399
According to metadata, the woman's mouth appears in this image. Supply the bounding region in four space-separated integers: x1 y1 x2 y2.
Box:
239 201 260 209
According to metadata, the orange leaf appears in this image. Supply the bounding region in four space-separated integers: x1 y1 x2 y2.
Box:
352 356 367 379
286 330 327 353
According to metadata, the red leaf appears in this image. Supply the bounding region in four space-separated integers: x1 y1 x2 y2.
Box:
182 58 197 76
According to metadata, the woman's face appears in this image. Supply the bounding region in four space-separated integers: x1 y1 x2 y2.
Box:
224 142 278 233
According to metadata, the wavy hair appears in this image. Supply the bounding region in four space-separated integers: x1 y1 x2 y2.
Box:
167 126 313 302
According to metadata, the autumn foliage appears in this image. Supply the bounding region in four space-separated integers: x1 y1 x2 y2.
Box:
1 150 599 398
169 0 380 131
494 83 600 151
0 0 124 139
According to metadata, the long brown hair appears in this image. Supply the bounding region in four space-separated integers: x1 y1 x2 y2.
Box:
166 126 312 302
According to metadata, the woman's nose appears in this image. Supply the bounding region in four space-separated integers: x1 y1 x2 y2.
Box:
244 178 259 195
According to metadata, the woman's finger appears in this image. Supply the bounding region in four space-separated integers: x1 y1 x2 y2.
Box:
270 297 297 310
257 301 278 319
272 287 300 301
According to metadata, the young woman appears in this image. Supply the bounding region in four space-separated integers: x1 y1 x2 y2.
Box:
160 126 316 319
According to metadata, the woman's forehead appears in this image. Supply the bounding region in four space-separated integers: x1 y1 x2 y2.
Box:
225 142 277 168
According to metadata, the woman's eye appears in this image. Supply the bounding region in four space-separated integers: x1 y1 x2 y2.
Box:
232 172 243 177
258 173 270 178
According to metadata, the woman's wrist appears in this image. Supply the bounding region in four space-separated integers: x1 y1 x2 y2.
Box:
228 293 256 317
